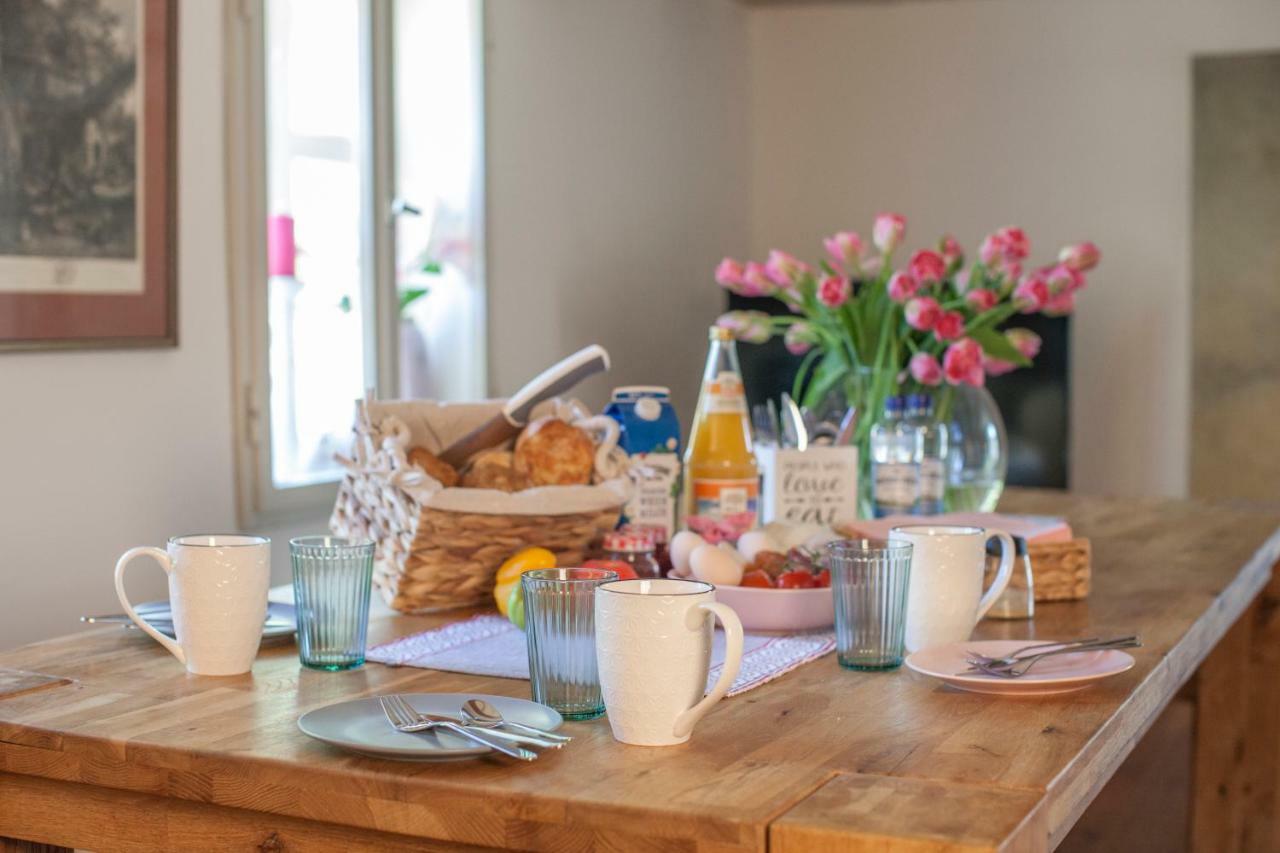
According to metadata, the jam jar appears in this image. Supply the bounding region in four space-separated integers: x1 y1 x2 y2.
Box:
601 531 662 579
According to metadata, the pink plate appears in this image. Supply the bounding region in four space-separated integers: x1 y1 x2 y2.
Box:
905 640 1136 696
712 585 834 632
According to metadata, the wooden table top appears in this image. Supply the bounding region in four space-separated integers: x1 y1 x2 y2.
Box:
2 489 1279 852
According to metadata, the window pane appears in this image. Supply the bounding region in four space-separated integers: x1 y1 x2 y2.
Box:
394 0 486 401
265 0 367 488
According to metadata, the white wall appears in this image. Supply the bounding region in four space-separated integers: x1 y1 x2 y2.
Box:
747 0 1280 498
485 0 750 420
0 0 235 651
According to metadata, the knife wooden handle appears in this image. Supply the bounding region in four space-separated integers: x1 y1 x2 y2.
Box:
438 415 522 469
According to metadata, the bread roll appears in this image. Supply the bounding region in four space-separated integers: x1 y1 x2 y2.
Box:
461 449 531 492
407 446 459 488
514 417 595 486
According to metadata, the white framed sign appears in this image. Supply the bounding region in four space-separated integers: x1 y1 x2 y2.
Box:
757 446 860 526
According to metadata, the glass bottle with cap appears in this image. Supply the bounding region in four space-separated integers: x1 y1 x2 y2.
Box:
600 531 662 579
984 534 1034 619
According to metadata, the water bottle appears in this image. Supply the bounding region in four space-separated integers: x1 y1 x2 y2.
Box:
870 396 917 518
907 393 947 515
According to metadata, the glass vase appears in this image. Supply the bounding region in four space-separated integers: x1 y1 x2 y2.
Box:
816 372 1007 517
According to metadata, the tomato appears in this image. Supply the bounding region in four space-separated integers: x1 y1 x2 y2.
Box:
494 547 557 615
777 570 817 589
740 569 775 588
582 558 639 581
814 569 831 588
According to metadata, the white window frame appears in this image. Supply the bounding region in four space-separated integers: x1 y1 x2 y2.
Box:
223 0 486 526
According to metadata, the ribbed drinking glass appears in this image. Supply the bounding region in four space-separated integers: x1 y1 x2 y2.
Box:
290 536 375 671
826 539 913 670
521 567 618 719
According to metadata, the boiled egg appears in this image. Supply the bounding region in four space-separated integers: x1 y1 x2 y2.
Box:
669 530 706 579
690 544 745 586
736 530 782 563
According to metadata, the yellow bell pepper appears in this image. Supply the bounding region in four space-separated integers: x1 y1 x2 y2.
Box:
493 547 556 616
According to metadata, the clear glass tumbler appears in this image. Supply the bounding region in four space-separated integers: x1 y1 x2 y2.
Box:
521 567 618 719
290 536 376 671
826 539 913 670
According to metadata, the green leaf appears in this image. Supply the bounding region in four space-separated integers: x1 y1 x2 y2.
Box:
801 348 849 409
398 287 429 314
421 261 443 274
969 326 1031 366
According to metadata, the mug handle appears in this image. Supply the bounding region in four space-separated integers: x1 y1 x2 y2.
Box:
672 602 744 739
975 529 1016 622
114 546 186 665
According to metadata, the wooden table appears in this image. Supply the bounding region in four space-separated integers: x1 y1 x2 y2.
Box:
2 490 1280 852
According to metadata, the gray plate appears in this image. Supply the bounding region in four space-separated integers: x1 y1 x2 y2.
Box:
297 693 564 761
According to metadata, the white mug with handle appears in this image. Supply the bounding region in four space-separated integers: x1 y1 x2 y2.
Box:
114 534 271 676
594 578 744 746
889 525 1015 654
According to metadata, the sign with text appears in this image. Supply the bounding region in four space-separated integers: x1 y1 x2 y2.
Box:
757 446 859 526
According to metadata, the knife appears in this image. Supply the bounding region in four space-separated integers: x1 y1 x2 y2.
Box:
438 345 611 468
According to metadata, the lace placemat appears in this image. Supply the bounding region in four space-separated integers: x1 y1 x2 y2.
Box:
368 614 835 697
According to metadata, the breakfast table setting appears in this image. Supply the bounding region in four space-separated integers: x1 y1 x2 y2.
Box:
4 222 1280 852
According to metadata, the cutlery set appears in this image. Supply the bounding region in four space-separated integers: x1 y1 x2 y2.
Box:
962 636 1141 678
379 695 570 762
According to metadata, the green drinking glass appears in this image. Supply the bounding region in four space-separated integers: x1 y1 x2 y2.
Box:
290 536 376 671
521 567 618 719
827 539 913 671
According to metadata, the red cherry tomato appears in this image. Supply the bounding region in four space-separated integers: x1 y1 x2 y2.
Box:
582 559 639 581
777 570 817 589
740 569 775 588
815 569 831 588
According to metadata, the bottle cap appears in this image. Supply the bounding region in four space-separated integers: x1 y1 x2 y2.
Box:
603 531 655 553
710 326 734 341
884 395 904 414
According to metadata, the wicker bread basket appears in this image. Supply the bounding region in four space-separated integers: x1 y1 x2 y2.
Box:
330 396 625 613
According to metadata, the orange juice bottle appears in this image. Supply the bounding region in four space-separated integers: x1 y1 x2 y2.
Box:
683 327 759 543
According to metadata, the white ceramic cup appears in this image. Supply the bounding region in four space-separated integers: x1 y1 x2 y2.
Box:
595 578 744 746
889 525 1015 654
114 534 271 676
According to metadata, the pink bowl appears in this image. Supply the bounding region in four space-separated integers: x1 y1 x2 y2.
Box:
712 585 834 632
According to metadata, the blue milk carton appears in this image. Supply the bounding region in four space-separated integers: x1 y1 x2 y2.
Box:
604 386 682 543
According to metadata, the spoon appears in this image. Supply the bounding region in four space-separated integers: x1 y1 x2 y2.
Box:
461 698 572 743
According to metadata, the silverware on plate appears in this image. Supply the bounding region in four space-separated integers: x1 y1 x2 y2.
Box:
379 695 536 761
461 697 571 743
961 636 1141 678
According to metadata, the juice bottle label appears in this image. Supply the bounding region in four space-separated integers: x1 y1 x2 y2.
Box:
687 478 758 542
704 372 747 414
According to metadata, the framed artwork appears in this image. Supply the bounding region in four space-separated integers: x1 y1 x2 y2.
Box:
0 0 177 351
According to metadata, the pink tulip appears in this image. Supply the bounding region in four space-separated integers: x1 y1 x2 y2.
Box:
860 255 885 278
982 355 1017 377
965 288 999 312
888 271 920 302
1006 328 1042 359
940 235 964 269
715 310 772 344
1013 271 1050 313
1046 263 1084 295
943 338 985 387
817 275 852 308
933 310 965 342
740 261 774 297
764 250 810 289
873 213 907 255
904 296 942 331
715 258 744 289
909 352 943 386
979 226 1030 266
823 231 864 274
1058 241 1100 272
1042 290 1076 316
784 322 818 355
908 249 946 285
953 268 972 293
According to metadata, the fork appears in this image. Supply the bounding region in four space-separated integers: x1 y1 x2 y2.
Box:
379 696 536 761
965 636 1136 670
965 638 1102 667
966 638 1142 678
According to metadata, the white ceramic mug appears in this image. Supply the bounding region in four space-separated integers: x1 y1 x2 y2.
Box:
114 535 271 675
889 525 1015 653
594 578 744 746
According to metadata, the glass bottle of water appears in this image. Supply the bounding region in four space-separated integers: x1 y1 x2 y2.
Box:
907 393 947 515
871 396 916 518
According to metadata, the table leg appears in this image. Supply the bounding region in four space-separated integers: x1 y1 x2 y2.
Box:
1192 566 1280 852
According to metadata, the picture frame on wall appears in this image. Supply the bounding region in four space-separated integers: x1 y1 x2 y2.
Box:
0 0 177 351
